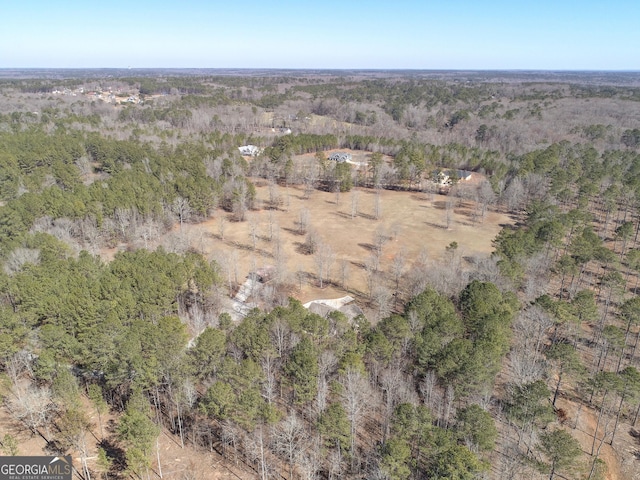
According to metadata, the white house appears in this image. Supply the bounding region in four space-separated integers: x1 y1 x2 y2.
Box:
437 169 474 185
239 145 262 157
328 152 352 163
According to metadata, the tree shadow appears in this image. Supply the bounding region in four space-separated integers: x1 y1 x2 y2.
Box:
295 241 315 255
358 242 377 253
331 211 353 220
282 226 304 236
350 260 367 270
410 194 430 202
227 240 273 259
454 207 474 218
99 438 127 475
424 221 448 230
44 439 66 456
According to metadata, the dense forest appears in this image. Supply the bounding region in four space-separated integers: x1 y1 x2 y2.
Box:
1 70 640 480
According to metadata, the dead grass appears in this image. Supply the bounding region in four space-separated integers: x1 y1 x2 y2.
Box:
178 182 511 306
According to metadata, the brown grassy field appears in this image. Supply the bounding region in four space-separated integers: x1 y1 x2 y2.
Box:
179 180 512 307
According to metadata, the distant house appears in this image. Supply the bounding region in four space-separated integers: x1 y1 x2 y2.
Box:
437 169 474 185
328 152 352 163
238 145 262 157
303 296 364 322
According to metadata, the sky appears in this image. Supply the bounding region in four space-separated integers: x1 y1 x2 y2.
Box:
1 0 639 70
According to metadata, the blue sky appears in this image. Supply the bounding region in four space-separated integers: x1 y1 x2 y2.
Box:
1 0 638 70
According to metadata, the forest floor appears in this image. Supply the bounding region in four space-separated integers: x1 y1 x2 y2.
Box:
0 397 258 480
555 391 640 480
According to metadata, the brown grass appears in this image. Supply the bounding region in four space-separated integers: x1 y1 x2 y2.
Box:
179 181 511 305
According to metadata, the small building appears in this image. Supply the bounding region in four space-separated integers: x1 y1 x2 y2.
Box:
437 169 474 185
328 152 352 163
239 145 262 157
302 296 364 322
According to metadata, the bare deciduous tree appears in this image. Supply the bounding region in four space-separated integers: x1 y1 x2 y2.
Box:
523 172 549 204
261 352 279 405
316 376 329 416
314 242 335 288
248 213 259 250
350 190 360 219
510 305 553 386
3 248 40 275
316 350 337 416
218 216 226 241
114 207 134 240
245 426 271 480
9 385 55 437
442 384 456 429
522 252 553 302
298 436 321 480
419 370 438 410
390 247 406 306
372 225 388 260
75 155 93 180
379 365 408 441
268 181 282 208
273 412 306 480
339 368 372 472
76 215 102 253
172 196 192 232
303 166 318 199
270 317 292 358
231 182 249 222
339 258 350 289
503 176 525 212
445 197 455 229
477 179 496 222
162 231 190 254
389 221 402 240
267 210 277 242
298 208 310 235
205 157 223 181
371 284 393 322
135 216 161 250
373 189 382 220
423 178 436 205
303 228 320 255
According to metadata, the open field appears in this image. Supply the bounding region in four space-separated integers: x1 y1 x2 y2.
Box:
177 181 512 309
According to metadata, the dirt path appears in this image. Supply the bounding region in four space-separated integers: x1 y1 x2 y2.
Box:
555 396 638 480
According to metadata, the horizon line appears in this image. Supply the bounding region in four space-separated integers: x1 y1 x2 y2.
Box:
1 67 640 72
